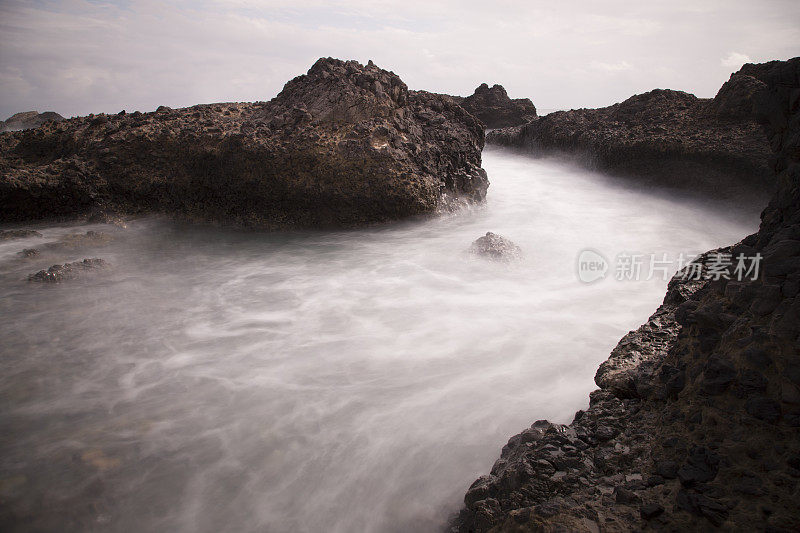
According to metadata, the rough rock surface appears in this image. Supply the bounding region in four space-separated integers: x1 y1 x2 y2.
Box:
451 57 800 532
469 232 522 261
454 84 537 129
28 258 108 282
487 77 774 198
0 111 64 132
0 58 488 228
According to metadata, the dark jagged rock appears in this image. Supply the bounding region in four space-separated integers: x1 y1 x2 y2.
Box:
28 258 108 283
457 83 537 129
0 111 64 132
469 232 522 261
451 57 800 532
0 229 42 240
0 58 488 228
487 78 774 199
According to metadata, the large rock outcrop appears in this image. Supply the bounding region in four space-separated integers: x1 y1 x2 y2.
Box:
452 57 800 532
0 58 488 228
487 77 774 198
455 84 537 129
1 111 64 132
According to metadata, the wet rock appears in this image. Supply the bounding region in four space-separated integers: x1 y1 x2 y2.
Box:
468 232 522 262
0 58 488 228
0 229 42 240
18 248 39 258
28 258 108 283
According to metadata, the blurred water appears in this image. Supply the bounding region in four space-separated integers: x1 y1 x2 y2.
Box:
0 147 760 532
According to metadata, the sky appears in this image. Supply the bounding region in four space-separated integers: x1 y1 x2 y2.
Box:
0 0 798 119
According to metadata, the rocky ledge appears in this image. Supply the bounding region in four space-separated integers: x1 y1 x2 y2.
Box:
0 58 488 228
452 84 537 129
487 69 776 199
452 57 800 532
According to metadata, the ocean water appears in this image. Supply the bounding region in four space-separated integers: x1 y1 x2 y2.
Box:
0 147 760 532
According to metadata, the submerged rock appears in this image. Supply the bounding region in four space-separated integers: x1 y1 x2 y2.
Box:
469 232 522 261
451 57 800 532
0 58 488 228
457 83 537 129
487 79 773 198
0 229 42 240
43 231 114 250
28 258 108 283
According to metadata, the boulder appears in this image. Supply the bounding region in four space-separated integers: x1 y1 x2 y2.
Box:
0 58 488 228
469 232 522 261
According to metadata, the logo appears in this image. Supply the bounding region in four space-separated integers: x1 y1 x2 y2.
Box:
577 249 608 283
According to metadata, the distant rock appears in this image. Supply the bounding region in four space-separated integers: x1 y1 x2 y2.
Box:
1 111 64 132
28 258 108 283
469 232 522 261
0 58 489 228
0 229 42 240
487 84 773 198
459 83 537 129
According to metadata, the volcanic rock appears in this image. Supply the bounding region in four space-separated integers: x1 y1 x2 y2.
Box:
0 58 488 228
469 232 522 261
28 258 108 283
458 83 537 129
487 81 774 199
450 57 800 532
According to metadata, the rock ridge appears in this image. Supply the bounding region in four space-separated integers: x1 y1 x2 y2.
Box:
0 58 488 228
451 57 800 532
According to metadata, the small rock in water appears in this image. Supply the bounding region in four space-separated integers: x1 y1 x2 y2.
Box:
469 232 522 262
28 258 108 283
18 248 40 258
0 229 42 240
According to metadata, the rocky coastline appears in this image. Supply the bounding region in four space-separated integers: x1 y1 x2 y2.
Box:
487 69 776 199
451 57 800 532
0 58 488 228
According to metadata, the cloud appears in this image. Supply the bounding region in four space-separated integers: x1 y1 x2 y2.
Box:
591 61 633 72
720 52 753 68
0 0 798 118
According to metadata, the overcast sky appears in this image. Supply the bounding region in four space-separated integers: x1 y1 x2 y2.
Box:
1 0 798 119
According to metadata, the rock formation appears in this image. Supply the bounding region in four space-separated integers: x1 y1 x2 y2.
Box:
469 232 522 261
456 84 537 129
487 79 774 198
28 258 108 282
1 111 64 132
452 57 800 532
0 58 488 228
